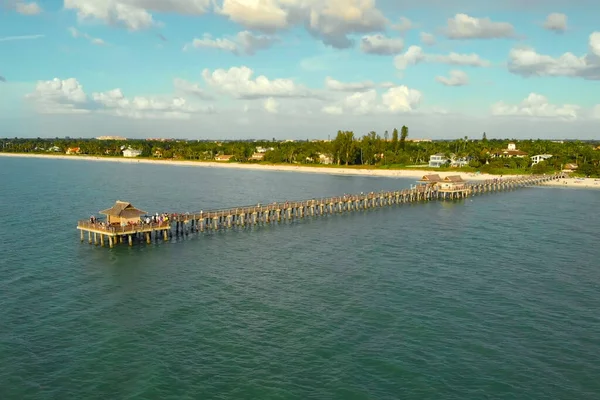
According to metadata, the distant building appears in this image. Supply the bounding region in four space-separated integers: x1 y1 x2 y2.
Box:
48 146 61 152
96 136 126 140
249 153 264 161
407 138 432 143
531 154 552 165
255 146 274 153
215 155 233 162
66 147 80 155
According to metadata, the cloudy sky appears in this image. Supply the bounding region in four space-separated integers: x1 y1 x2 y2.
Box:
0 0 599 140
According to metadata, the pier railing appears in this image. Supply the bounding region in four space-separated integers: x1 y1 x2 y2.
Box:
77 220 170 234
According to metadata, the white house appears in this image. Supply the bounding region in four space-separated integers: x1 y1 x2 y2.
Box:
530 154 552 165
255 146 274 153
429 153 469 168
123 147 142 158
450 156 469 168
491 142 528 158
429 153 448 168
318 153 333 164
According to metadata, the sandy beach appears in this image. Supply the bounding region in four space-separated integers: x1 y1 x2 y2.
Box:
2 152 598 188
541 177 600 189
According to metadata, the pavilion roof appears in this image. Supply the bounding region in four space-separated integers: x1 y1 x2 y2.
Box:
418 174 443 182
100 201 147 218
443 175 465 183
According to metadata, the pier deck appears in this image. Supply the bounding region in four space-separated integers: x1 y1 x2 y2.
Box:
77 174 563 248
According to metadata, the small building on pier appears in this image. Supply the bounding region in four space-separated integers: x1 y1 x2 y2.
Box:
100 201 147 225
438 175 466 191
418 174 443 186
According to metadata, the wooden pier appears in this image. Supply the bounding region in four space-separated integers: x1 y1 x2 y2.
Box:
77 174 562 248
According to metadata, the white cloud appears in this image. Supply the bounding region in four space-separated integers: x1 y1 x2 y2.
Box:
491 93 579 120
381 86 422 112
444 13 516 39
543 13 567 33
325 77 375 92
590 32 600 57
202 66 314 99
64 0 154 30
436 70 469 86
391 17 416 33
92 88 207 119
25 78 89 114
420 32 436 46
63 0 212 31
393 46 426 69
218 0 387 48
173 78 213 100
69 27 106 46
360 34 404 55
394 45 491 70
592 105 600 119
322 105 343 115
322 85 421 115
264 97 279 113
507 32 600 80
15 1 42 15
183 31 277 55
25 77 214 119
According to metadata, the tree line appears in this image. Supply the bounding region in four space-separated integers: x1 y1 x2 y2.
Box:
1 129 599 177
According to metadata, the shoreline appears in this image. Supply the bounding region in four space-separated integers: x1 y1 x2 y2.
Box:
2 152 599 189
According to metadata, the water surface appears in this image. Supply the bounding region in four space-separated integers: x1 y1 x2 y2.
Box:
1 157 599 399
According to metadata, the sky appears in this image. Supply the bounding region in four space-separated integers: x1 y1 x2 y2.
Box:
0 0 599 140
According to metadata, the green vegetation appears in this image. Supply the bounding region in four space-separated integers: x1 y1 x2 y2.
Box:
2 131 600 177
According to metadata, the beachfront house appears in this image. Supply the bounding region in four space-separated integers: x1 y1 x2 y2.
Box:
122 147 142 158
66 147 80 155
215 154 233 162
250 152 265 161
429 153 448 168
450 156 469 168
318 153 333 164
100 201 146 225
428 153 468 168
490 143 528 158
563 163 578 172
531 154 552 165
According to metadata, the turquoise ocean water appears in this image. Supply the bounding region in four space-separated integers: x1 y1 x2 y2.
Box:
1 156 599 399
